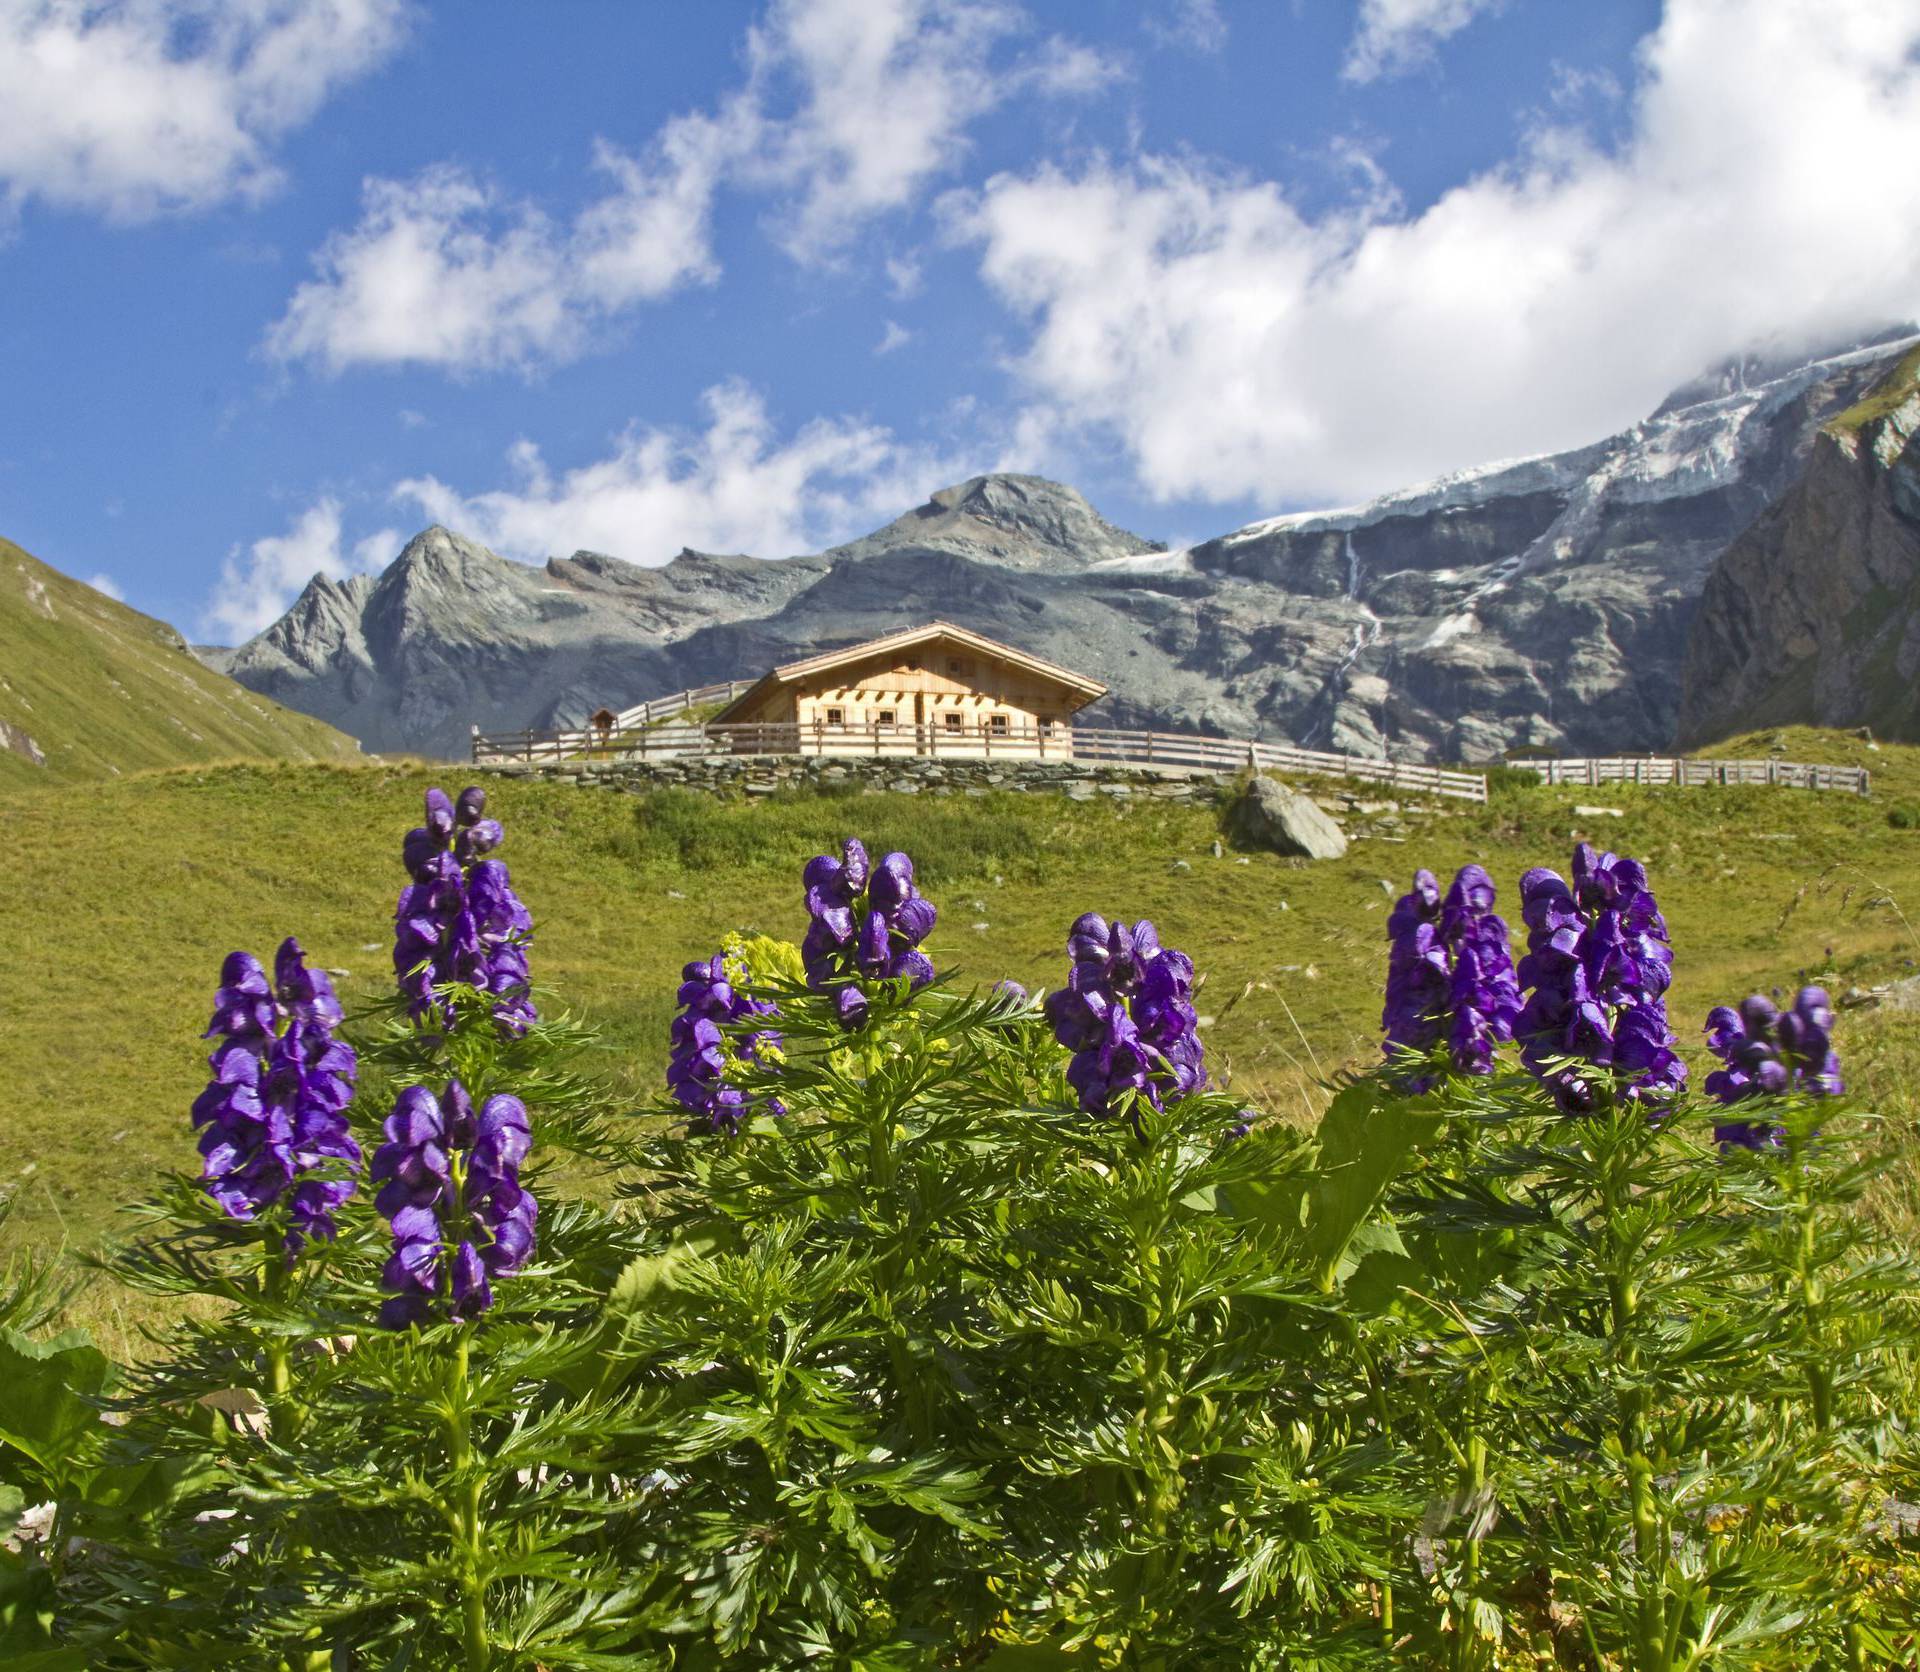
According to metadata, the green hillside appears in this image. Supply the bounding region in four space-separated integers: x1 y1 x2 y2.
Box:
7 728 1920 1346
0 536 363 786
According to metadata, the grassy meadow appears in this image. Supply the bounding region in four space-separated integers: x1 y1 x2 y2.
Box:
0 537 362 787
6 724 1920 1346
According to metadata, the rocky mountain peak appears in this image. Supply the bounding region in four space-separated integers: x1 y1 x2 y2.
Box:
824 472 1162 570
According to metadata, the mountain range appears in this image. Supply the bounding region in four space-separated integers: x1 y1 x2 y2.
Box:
207 332 1920 763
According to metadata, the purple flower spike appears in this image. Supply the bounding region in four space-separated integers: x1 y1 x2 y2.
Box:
1516 846 1686 1115
1380 865 1521 1086
667 951 785 1135
393 785 538 1036
1044 913 1208 1123
1704 985 1844 1148
800 836 938 1019
373 1081 537 1327
193 937 361 1249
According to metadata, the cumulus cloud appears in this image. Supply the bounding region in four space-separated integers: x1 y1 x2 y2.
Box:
1343 0 1503 83
875 319 914 354
267 114 733 373
393 379 959 565
270 0 1114 372
202 499 397 641
85 572 124 601
0 0 407 222
954 0 1920 509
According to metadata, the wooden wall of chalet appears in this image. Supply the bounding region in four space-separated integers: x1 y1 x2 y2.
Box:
731 644 1087 758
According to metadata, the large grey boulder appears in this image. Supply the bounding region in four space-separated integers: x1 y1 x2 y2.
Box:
1232 775 1348 859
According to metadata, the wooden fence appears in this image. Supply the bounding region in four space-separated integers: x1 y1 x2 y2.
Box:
470 717 1493 803
1515 756 1871 796
609 679 754 730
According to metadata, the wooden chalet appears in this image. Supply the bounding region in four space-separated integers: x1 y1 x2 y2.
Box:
709 622 1107 758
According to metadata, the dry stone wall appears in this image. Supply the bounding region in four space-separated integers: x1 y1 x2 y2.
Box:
474 752 1231 804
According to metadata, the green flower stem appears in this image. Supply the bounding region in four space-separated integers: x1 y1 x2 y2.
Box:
262 1246 295 1444
446 1328 490 1672
1123 1128 1183 1648
1451 1425 1487 1672
1785 1128 1834 1432
1599 1120 1668 1672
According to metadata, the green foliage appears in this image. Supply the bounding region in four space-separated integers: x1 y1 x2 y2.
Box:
1886 803 1918 830
621 782 1054 884
1480 765 1546 797
8 764 1920 1664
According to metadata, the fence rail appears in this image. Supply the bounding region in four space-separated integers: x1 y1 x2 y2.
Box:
1514 756 1871 796
610 679 754 730
472 717 1492 802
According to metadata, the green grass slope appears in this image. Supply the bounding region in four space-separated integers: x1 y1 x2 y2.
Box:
7 730 1920 1305
0 537 363 786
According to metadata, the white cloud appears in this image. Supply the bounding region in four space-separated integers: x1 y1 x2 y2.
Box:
875 319 914 354
201 498 393 641
270 0 1113 372
1343 0 1502 83
955 0 1920 509
744 0 1119 261
267 117 732 373
85 571 124 601
884 254 924 298
0 0 407 222
393 379 959 565
1146 0 1227 54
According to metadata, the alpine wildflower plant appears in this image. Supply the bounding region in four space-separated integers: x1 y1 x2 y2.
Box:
1704 985 1845 1148
800 836 937 1023
1515 841 1686 1113
192 937 360 1247
372 1080 537 1326
393 784 537 1036
1381 863 1521 1085
1044 913 1207 1119
666 949 786 1133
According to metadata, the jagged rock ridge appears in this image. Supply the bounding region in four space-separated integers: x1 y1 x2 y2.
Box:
1678 345 1920 746
217 349 1917 761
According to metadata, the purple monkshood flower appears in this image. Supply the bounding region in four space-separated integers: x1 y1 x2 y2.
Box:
1703 988 1844 1149
1044 913 1208 1123
800 838 937 1020
667 951 787 1135
372 1080 537 1327
393 785 537 1037
1515 843 1687 1115
1381 865 1523 1087
192 939 361 1249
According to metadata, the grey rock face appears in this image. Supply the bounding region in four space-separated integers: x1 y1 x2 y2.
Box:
1231 775 1349 859
219 345 1916 763
1678 348 1920 746
0 718 45 766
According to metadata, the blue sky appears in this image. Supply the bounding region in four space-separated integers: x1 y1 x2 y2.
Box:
1 0 1915 643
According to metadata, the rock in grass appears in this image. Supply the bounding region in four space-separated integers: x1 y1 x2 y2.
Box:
1231 776 1349 860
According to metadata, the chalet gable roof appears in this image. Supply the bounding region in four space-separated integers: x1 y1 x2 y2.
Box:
712 621 1107 722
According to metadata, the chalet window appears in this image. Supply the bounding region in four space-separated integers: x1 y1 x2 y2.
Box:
988 714 1010 735
1040 715 1061 734
875 709 896 727
943 711 964 731
825 707 845 725
948 656 970 676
